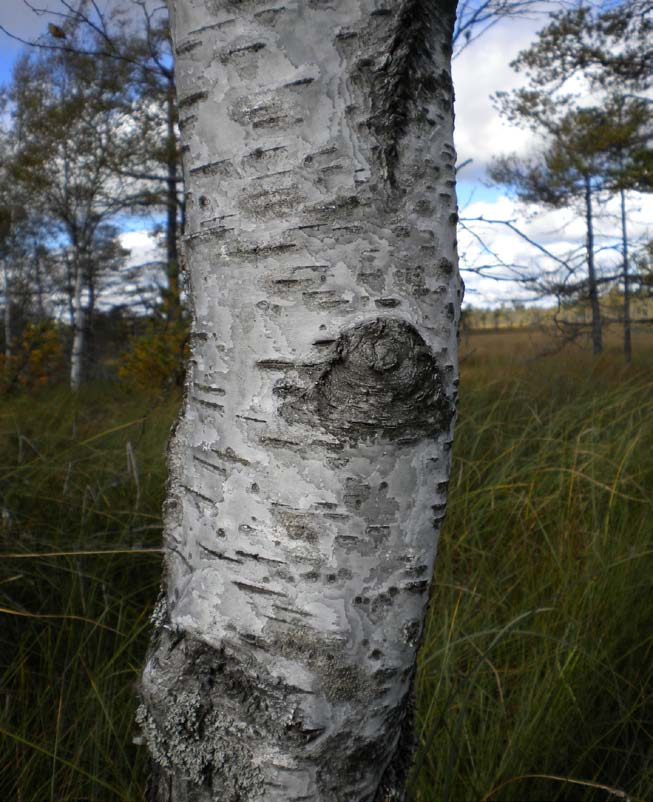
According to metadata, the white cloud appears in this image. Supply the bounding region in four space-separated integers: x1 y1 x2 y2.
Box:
120 229 163 268
451 8 653 306
453 16 543 180
458 190 653 306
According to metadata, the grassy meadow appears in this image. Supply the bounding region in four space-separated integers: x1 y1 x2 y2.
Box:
1 328 652 801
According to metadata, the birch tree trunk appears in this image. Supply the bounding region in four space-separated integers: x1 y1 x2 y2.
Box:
2 259 11 371
620 188 631 363
139 1 462 800
165 77 183 322
70 258 85 391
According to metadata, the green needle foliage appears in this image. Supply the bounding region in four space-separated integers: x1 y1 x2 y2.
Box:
1 335 652 802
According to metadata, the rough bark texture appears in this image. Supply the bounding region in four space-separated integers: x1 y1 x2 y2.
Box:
139 1 461 800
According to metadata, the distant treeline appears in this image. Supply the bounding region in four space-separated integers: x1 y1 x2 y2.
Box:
464 291 653 331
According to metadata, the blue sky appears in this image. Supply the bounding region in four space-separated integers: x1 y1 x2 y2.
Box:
0 44 19 84
0 0 60 79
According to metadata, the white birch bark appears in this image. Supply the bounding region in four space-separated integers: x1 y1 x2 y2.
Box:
139 1 462 800
70 260 85 391
2 259 10 369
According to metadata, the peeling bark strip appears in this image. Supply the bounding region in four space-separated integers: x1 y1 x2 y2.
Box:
141 1 462 801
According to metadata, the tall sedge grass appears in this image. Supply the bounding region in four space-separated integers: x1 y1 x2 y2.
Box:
0 384 175 802
414 344 653 801
1 339 652 801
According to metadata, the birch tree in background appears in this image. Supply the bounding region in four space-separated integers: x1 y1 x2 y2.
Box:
8 22 149 389
138 1 462 800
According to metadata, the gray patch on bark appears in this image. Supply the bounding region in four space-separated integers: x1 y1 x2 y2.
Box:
279 318 453 445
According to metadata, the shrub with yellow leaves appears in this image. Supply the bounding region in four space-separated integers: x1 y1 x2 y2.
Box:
0 321 66 392
118 320 188 390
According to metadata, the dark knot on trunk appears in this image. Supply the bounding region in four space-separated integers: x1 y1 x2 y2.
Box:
280 317 453 445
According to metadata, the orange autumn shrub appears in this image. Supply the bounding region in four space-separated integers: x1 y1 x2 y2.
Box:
0 321 66 392
118 320 188 389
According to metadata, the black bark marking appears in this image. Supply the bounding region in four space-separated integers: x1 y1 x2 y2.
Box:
302 290 351 310
250 169 293 183
282 76 315 88
375 297 402 307
180 484 217 506
189 17 236 36
335 534 362 548
233 580 287 598
190 158 236 178
242 144 288 167
176 39 202 56
190 387 224 407
223 41 266 59
272 603 314 619
193 455 227 475
403 579 429 593
178 90 208 110
199 543 244 564
235 549 285 565
256 358 295 370
280 318 452 445
368 0 456 185
212 447 250 466
194 382 226 395
253 6 287 22
259 435 303 450
228 240 297 258
178 114 197 132
304 193 361 220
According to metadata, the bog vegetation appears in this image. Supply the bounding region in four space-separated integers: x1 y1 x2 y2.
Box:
1 0 652 798
1 330 652 802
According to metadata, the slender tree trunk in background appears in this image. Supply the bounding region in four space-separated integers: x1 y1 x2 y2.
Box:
584 175 602 355
70 258 85 391
165 77 182 321
34 250 46 320
86 268 97 379
139 1 461 800
2 260 11 372
620 188 632 363
0 212 10 373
